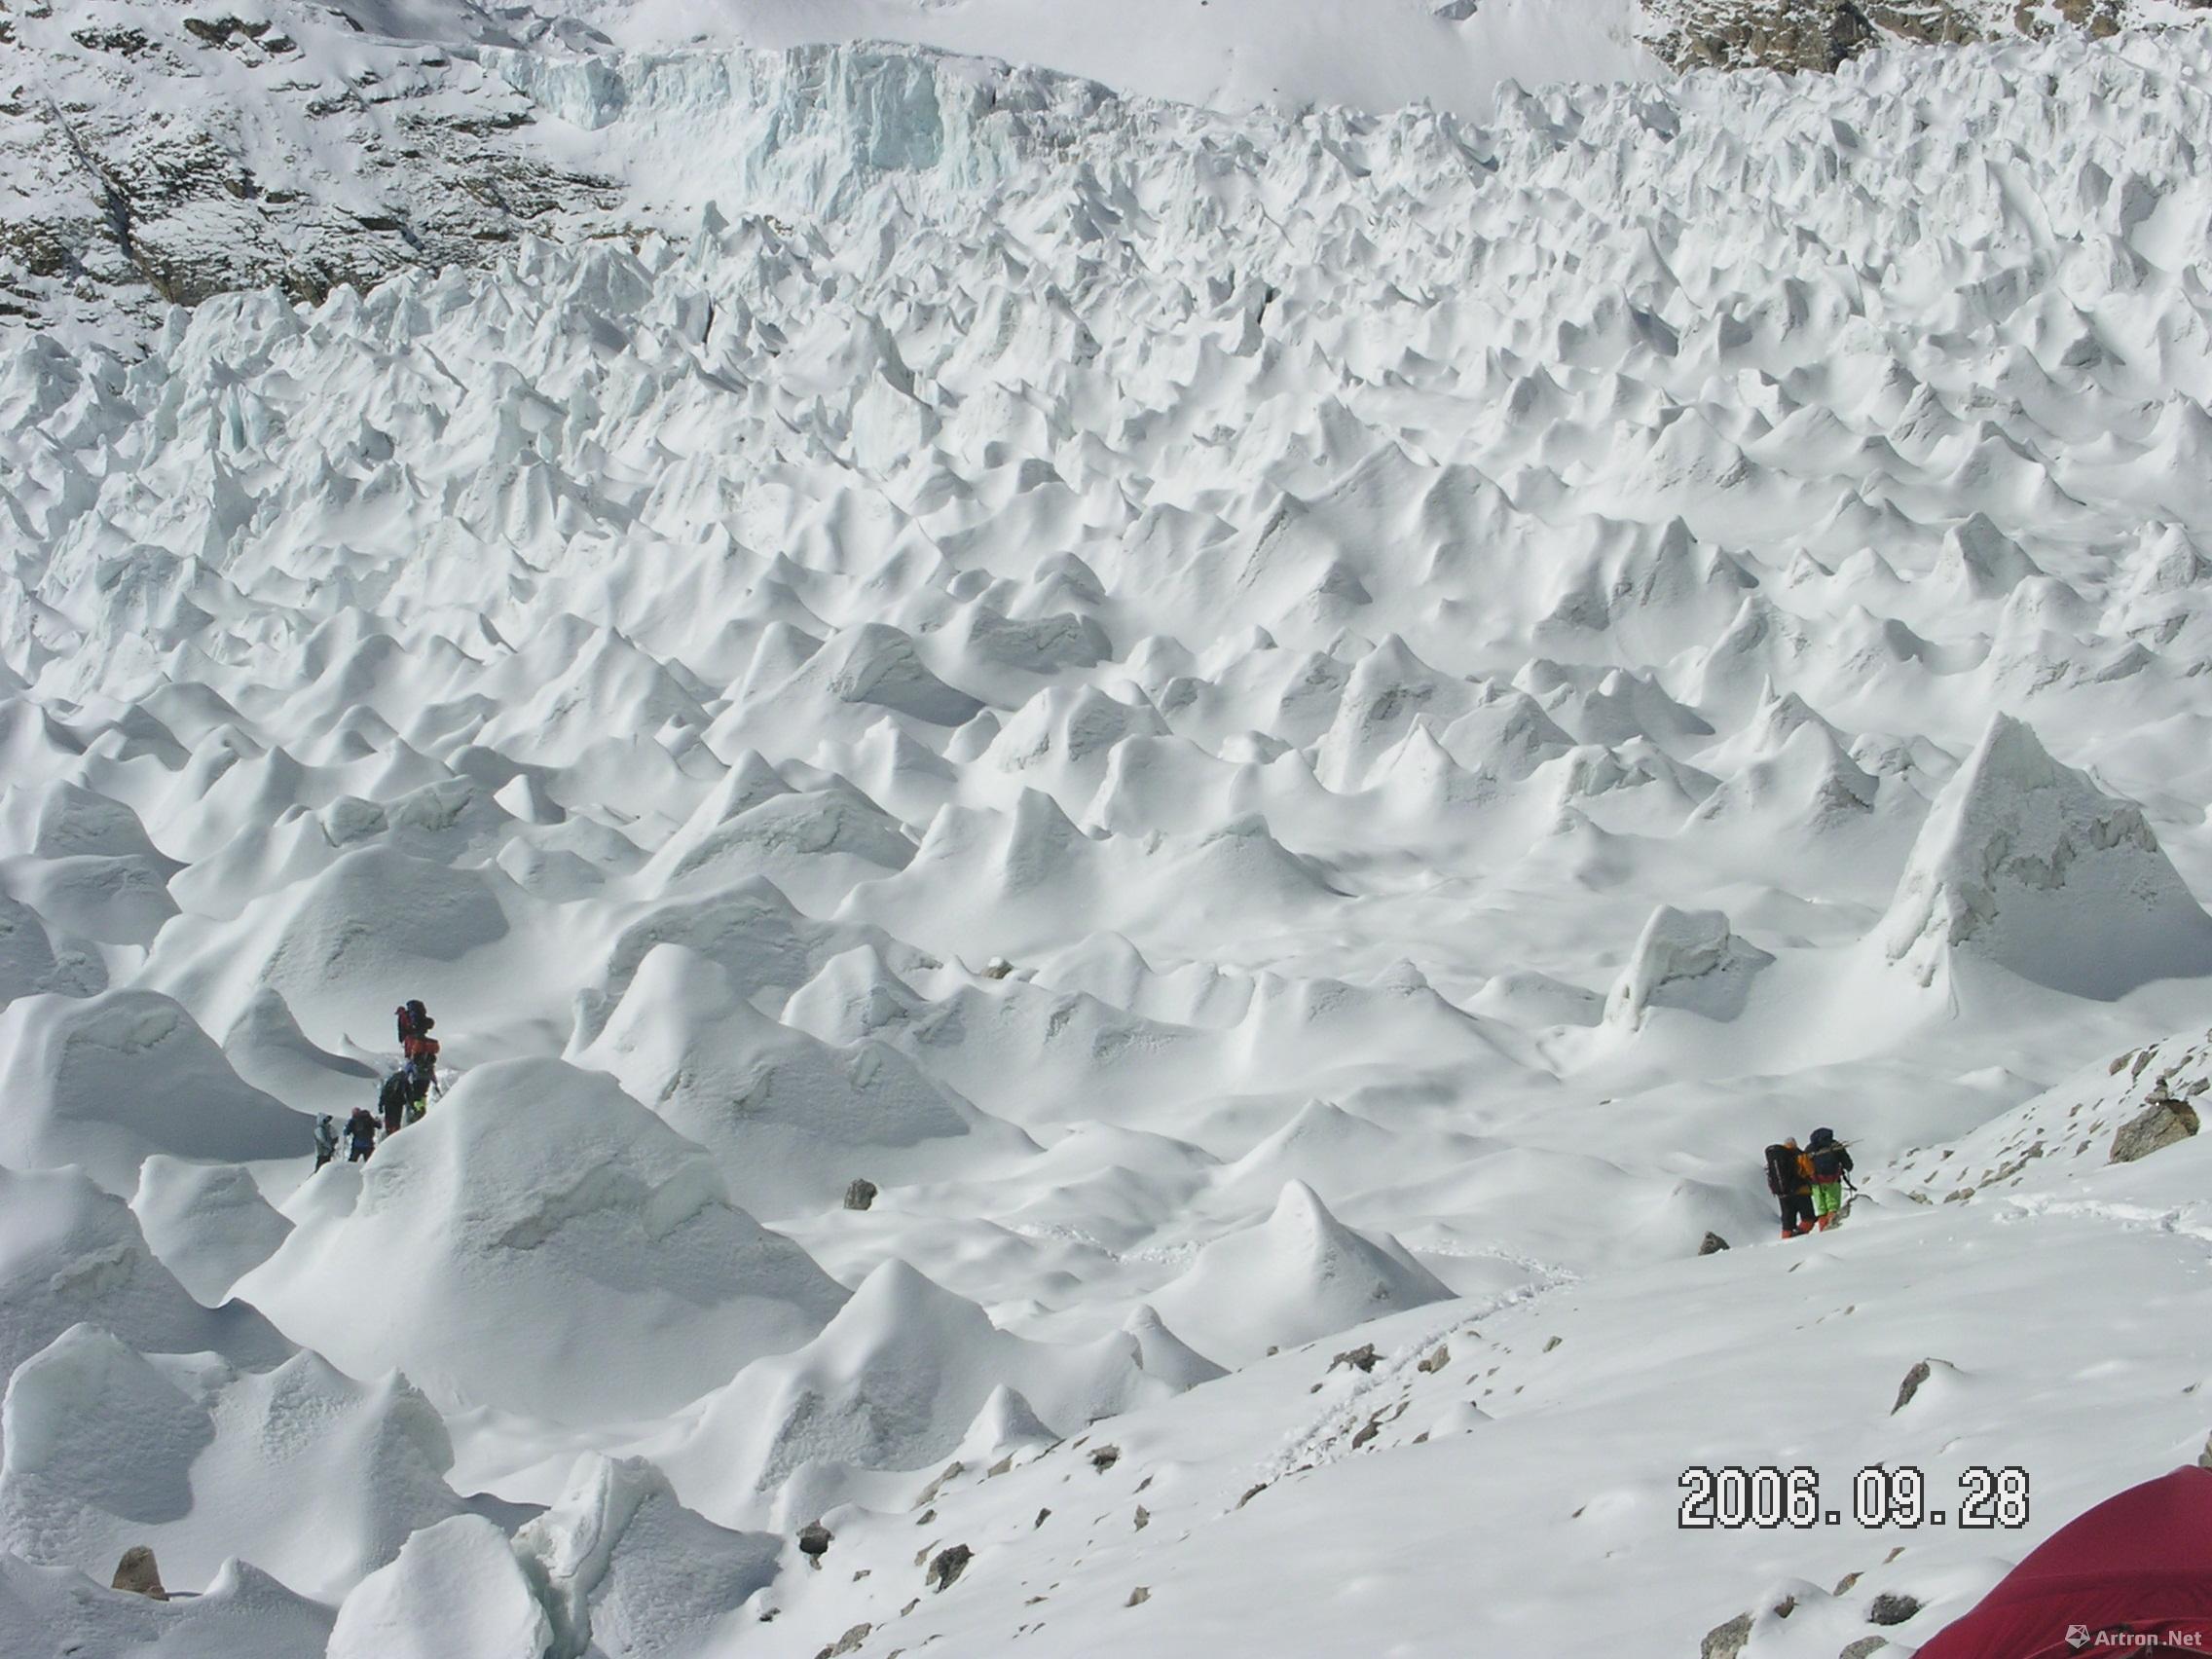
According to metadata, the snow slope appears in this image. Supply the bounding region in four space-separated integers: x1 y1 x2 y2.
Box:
5 13 2212 1658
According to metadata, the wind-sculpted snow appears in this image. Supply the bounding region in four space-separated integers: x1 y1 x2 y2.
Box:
7 19 2212 1654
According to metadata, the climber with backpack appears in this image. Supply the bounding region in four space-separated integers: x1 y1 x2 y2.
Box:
1765 1137 1817 1239
313 1114 338 1171
1806 1127 1855 1230
378 1068 415 1138
346 1106 379 1162
397 997 439 1101
395 998 434 1049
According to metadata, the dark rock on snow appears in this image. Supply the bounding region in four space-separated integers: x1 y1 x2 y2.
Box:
2110 1093 2200 1163
925 1543 973 1593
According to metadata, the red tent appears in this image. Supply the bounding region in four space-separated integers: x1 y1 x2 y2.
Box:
1914 1467 2212 1658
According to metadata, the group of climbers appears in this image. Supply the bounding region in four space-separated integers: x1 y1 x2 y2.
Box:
312 998 443 1169
1763 1128 1854 1238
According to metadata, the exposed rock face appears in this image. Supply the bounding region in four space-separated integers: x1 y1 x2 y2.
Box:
1698 1231 1730 1254
2110 1091 2201 1162
842 1178 878 1211
0 0 616 328
1644 0 2197 74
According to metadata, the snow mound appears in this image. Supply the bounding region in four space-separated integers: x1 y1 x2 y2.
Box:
659 1258 1177 1525
571 941 1029 1213
0 1165 288 1382
235 1059 848 1424
327 1515 552 1659
514 1454 778 1659
1150 1181 1453 1366
0 990 304 1193
1606 905 1775 1027
1879 715 2212 996
0 1550 333 1659
0 1326 474 1599
130 1159 293 1307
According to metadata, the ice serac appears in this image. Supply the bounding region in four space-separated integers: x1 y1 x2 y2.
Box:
1606 904 1775 1028
234 1059 849 1425
1879 714 2212 997
512 1454 778 1659
1150 1180 1452 1366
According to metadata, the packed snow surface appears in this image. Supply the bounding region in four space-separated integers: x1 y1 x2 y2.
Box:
7 13 2212 1657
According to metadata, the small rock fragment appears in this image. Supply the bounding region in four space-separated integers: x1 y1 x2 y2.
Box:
1701 1610 1752 1659
1866 1592 1922 1626
844 1178 879 1210
1125 1586 1150 1607
1891 1358 1950 1414
1699 1232 1730 1255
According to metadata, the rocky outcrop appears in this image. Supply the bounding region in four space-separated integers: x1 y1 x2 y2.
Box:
0 0 616 328
2110 1090 2200 1162
1644 1 2199 74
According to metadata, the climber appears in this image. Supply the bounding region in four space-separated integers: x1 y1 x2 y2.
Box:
378 1068 415 1138
1806 1127 1855 1231
395 998 434 1049
313 1114 338 1171
346 1106 378 1162
399 1000 440 1100
1764 1137 1816 1239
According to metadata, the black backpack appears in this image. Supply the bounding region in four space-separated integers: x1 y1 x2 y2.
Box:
1810 1143 1852 1182
378 1071 414 1117
1763 1143 1798 1195
396 999 433 1043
